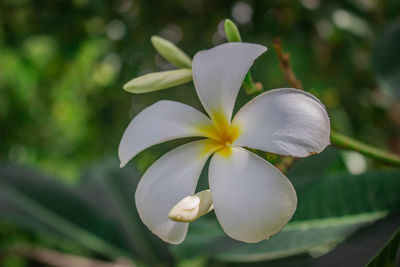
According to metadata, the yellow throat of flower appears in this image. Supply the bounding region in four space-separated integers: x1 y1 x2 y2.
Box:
198 111 241 157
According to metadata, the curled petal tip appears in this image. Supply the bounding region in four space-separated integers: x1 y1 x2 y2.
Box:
168 190 213 223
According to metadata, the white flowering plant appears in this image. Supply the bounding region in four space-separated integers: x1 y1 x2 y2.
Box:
0 16 399 267
119 20 331 244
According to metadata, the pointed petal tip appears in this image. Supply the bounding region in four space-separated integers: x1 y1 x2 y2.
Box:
263 45 268 52
258 43 268 52
248 42 268 53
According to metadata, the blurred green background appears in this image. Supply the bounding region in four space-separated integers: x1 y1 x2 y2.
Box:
1 0 400 266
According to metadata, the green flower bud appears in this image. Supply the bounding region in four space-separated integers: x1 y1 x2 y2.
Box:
151 36 192 69
123 69 192 93
224 19 242 42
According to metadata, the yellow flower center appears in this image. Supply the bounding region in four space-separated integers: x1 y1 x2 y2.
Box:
198 111 241 157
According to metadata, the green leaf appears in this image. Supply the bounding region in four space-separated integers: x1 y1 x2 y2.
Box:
151 36 192 69
213 212 388 262
0 160 162 264
123 69 192 93
171 169 400 262
366 227 400 267
0 164 131 260
78 159 164 263
224 19 242 42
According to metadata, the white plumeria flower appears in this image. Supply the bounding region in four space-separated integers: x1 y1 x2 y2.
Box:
119 42 330 244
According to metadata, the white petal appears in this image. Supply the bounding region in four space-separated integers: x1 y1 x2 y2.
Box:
118 100 213 167
233 88 330 157
192 42 267 122
135 140 213 244
209 147 297 243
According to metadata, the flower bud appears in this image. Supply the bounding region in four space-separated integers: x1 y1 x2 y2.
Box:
224 19 242 42
123 69 192 93
151 36 192 69
168 190 213 223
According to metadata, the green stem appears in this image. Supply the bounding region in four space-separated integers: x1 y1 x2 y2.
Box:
242 72 262 95
330 131 400 167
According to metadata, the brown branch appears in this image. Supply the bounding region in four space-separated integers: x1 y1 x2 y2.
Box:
6 245 135 267
274 156 297 174
272 37 303 172
273 38 303 90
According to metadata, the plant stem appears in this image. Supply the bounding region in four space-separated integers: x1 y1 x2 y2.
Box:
243 72 263 95
331 131 400 166
272 38 303 90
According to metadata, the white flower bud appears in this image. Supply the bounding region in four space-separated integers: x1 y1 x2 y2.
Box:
168 190 213 223
123 69 192 93
151 36 192 69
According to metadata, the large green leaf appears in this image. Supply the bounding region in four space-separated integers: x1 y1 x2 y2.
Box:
366 227 400 267
2 155 400 265
0 160 162 264
170 168 400 262
78 159 168 263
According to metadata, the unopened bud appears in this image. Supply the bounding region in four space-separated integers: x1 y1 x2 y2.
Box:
168 190 213 223
123 69 192 93
151 36 192 69
224 19 242 42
